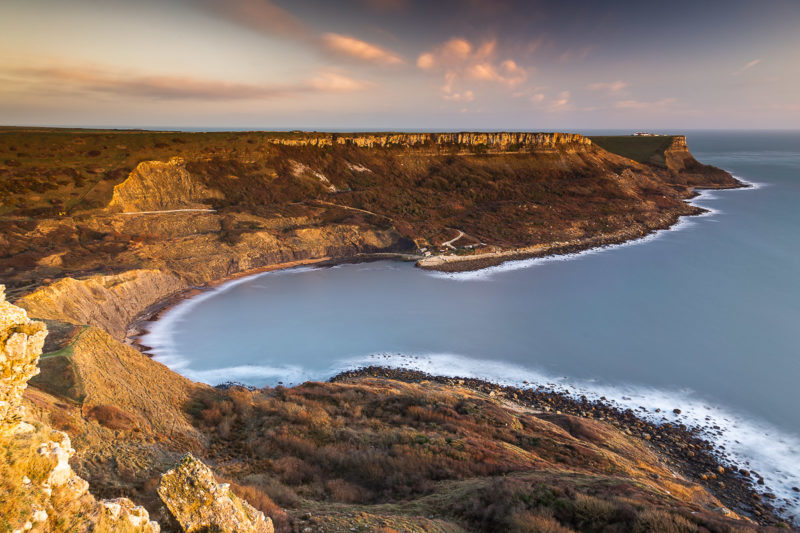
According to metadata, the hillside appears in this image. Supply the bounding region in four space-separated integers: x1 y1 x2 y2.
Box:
1 129 739 296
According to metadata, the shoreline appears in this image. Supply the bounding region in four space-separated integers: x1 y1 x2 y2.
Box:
417 181 748 273
127 179 750 351
126 253 423 351
331 366 787 527
125 257 333 351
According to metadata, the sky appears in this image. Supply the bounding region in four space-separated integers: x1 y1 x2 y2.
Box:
0 0 798 130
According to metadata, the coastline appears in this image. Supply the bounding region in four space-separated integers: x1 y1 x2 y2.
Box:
80 165 796 527
332 366 787 527
126 252 423 351
125 257 333 351
128 179 750 351
417 180 748 273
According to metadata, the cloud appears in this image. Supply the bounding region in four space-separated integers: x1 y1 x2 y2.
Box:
320 33 404 65
202 0 311 40
310 70 374 92
587 80 628 93
201 0 404 67
416 37 528 101
558 45 593 63
734 59 761 75
614 97 676 110
548 91 572 112
6 64 371 100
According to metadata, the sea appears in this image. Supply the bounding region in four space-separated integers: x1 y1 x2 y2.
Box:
141 130 800 519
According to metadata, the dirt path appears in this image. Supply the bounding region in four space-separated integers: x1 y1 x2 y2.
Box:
441 229 465 249
309 200 393 220
118 208 217 215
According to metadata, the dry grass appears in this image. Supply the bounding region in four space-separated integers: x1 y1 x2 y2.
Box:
184 380 763 532
0 427 57 530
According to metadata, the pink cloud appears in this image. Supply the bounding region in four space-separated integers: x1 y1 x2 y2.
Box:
734 59 761 75
587 80 628 93
416 37 529 102
203 0 311 40
202 0 404 68
548 91 572 112
6 63 371 100
320 33 404 65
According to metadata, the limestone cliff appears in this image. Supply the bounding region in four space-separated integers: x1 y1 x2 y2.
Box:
1 284 46 435
158 454 274 533
108 157 223 212
268 131 591 150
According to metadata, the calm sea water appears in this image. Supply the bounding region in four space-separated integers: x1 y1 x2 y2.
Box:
143 131 800 515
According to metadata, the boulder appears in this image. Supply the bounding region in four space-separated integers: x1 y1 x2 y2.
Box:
158 454 273 533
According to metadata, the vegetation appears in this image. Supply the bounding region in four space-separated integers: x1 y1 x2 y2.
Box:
176 379 766 532
0 128 738 294
589 135 675 167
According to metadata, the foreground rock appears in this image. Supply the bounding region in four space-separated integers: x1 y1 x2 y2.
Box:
158 454 274 533
0 284 160 532
0 284 46 435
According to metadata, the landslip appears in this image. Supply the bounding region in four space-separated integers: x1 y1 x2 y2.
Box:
2 129 790 532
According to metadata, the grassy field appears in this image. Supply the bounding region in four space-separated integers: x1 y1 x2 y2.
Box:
589 135 675 167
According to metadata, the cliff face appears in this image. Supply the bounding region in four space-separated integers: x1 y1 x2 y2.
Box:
16 270 187 341
109 157 224 212
0 285 46 435
2 286 287 532
268 131 591 150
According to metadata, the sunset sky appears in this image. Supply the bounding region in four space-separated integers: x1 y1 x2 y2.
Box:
1 0 798 130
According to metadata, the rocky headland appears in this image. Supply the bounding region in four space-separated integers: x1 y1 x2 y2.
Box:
3 129 793 531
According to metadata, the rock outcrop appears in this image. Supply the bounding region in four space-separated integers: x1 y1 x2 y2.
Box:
109 157 223 212
268 131 591 150
158 454 274 533
0 285 160 532
1 284 47 435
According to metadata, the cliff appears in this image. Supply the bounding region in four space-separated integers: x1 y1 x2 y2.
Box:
266 131 592 150
16 270 187 341
108 157 224 212
1 285 286 532
1 285 46 435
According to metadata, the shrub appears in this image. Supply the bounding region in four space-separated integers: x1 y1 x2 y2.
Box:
228 482 291 533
